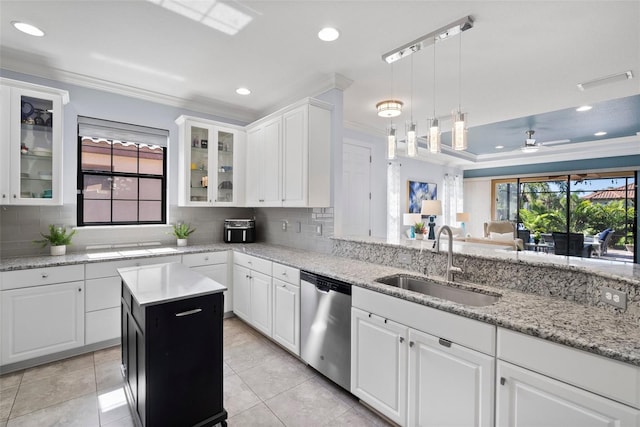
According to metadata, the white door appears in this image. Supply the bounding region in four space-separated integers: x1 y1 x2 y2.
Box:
408 328 494 427
232 264 251 321
272 278 300 355
249 270 272 336
343 143 371 237
193 264 230 313
351 307 408 426
496 361 640 427
1 281 85 364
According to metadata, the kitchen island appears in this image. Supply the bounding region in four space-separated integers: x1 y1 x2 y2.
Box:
118 262 227 427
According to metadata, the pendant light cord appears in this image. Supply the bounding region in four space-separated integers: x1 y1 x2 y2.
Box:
433 41 436 118
410 54 414 122
458 32 462 111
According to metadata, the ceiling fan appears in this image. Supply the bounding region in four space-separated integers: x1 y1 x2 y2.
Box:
520 130 570 153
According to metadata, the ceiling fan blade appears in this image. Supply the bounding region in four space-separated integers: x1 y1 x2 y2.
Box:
540 139 571 146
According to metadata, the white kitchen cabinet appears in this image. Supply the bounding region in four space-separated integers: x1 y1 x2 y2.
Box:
183 251 231 313
408 328 494 427
496 361 640 427
351 307 408 426
176 115 245 206
0 78 69 206
272 262 300 355
249 270 273 336
245 98 331 207
232 264 251 321
1 280 85 365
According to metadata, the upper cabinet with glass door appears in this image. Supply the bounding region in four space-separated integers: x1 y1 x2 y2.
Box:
175 115 245 207
0 78 69 206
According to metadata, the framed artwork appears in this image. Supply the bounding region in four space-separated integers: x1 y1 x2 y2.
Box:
407 180 437 213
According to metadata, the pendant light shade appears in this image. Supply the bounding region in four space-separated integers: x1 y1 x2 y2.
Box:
452 110 468 150
376 100 403 117
429 118 441 153
406 122 417 157
387 125 397 159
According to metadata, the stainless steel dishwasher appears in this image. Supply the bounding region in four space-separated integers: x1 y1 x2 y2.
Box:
300 271 352 391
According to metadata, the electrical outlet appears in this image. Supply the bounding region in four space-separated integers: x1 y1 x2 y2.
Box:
398 253 411 265
296 221 301 233
316 224 322 236
282 221 287 231
600 286 627 310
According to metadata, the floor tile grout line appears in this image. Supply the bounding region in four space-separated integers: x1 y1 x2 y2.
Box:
5 371 22 423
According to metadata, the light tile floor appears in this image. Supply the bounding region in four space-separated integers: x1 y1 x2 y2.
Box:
0 317 392 427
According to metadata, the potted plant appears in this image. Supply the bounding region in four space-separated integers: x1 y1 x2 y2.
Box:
34 224 76 256
414 222 427 239
533 231 541 244
172 223 196 246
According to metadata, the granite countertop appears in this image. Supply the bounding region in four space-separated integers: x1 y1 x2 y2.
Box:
119 262 226 306
1 242 639 367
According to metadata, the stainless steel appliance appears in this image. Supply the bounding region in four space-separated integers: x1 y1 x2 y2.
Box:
223 219 255 243
300 271 352 391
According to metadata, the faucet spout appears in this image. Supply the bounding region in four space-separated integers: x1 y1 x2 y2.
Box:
435 225 462 282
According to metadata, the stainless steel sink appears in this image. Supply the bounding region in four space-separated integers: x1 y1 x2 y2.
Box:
375 274 501 307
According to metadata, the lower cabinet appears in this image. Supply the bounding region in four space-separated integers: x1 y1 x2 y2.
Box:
183 251 231 313
408 328 494 427
232 264 251 321
249 270 273 336
351 307 408 425
496 361 640 426
1 281 85 365
272 277 300 354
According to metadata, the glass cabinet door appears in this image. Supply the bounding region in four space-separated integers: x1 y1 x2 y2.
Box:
215 129 234 204
188 125 210 203
15 92 59 203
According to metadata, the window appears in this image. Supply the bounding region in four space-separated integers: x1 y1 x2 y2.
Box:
77 117 168 226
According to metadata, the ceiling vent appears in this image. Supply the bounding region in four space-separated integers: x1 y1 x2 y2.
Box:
577 71 633 91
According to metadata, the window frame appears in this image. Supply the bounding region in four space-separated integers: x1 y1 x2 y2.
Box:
77 135 167 227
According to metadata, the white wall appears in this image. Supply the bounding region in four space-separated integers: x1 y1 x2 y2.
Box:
463 178 492 237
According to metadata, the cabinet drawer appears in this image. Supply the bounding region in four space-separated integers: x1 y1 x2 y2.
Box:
233 252 272 275
497 328 640 409
86 276 121 312
182 251 228 267
86 307 120 344
1 264 84 290
86 255 181 279
272 263 300 286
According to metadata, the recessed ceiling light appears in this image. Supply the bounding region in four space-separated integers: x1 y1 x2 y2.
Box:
576 105 592 112
495 145 504 149
236 87 251 95
11 21 45 37
594 131 607 136
318 27 340 42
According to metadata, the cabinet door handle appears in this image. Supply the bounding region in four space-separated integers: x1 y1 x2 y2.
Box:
438 338 452 348
281 283 286 287
175 308 203 317
500 377 506 386
281 272 287 276
248 260 252 264
409 341 415 347
399 337 405 343
41 273 49 278
204 257 209 261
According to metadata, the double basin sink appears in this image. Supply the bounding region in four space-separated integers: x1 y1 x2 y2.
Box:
375 274 501 307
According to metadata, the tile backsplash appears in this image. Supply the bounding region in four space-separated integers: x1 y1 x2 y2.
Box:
0 204 334 259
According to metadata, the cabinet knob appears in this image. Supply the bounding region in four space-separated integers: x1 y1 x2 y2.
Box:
2 194 5 198
281 283 286 288
438 338 452 348
500 377 506 386
409 341 415 347
281 272 287 276
78 288 82 292
248 260 252 264
204 257 209 261
399 337 405 343
368 313 372 318
41 273 49 278
13 194 17 199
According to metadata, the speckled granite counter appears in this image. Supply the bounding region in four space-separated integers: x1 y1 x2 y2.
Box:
1 242 639 367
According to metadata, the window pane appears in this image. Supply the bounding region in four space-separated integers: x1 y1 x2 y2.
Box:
83 175 111 200
113 177 138 200
81 138 111 171
112 200 138 222
112 141 138 173
140 178 161 200
139 145 164 175
84 200 111 223
140 201 162 222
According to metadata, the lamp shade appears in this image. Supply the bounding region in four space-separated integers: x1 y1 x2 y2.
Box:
376 100 403 118
403 213 422 226
421 200 442 216
456 212 470 222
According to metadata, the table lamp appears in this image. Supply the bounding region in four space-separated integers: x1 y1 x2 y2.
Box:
456 212 470 236
403 213 422 239
420 200 442 240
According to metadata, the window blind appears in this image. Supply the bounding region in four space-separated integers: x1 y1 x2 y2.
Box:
78 116 169 147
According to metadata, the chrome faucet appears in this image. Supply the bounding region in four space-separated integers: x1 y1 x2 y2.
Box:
435 225 463 282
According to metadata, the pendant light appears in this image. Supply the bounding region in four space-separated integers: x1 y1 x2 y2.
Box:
406 55 418 157
385 63 400 160
429 41 441 153
387 124 397 160
451 30 468 151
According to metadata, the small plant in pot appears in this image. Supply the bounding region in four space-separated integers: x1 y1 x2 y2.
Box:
172 223 196 247
34 224 76 256
533 231 541 244
414 222 427 239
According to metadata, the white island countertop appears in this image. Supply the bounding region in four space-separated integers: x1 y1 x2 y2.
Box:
118 262 226 307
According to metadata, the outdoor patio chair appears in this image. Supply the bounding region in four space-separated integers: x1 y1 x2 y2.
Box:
552 232 592 257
